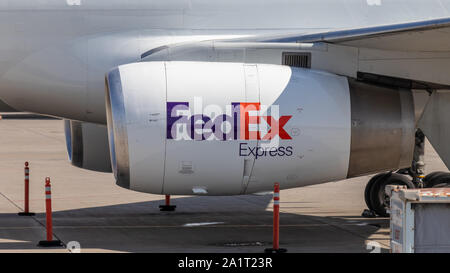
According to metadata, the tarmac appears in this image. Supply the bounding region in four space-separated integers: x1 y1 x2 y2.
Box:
0 116 447 253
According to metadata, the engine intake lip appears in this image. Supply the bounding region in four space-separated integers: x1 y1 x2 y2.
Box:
64 120 73 161
69 120 84 169
105 68 130 189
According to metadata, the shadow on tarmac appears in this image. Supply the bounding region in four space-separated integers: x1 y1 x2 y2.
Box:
0 194 389 253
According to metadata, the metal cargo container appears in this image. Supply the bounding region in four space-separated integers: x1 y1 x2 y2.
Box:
386 186 450 253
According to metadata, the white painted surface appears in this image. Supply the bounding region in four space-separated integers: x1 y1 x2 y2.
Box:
248 66 351 192
164 62 248 195
119 63 167 193
112 62 351 195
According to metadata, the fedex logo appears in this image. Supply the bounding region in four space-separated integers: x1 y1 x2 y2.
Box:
166 99 292 141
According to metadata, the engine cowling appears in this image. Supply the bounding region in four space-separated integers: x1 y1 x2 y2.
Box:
64 120 112 173
105 62 414 195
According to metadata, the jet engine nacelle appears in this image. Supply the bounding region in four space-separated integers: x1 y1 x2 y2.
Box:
105 62 415 195
64 120 112 173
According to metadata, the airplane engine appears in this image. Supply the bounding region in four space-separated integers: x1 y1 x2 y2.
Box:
105 62 414 195
64 120 112 173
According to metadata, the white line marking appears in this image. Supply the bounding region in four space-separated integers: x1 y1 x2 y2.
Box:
183 222 224 227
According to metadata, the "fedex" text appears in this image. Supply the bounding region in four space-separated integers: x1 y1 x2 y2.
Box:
167 100 293 141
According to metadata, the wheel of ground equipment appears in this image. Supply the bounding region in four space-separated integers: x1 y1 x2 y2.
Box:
364 173 390 211
423 171 447 187
425 172 450 188
370 173 415 217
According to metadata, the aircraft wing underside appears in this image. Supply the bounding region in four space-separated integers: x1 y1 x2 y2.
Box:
262 17 450 52
143 17 450 87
